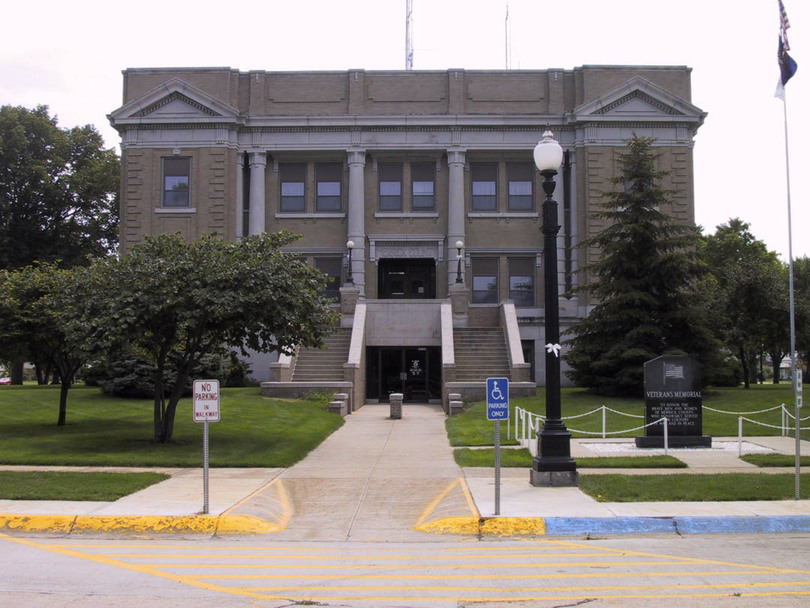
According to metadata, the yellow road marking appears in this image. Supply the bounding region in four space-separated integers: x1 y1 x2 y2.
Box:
5 533 808 604
0 533 271 601
192 570 773 581
239 581 810 592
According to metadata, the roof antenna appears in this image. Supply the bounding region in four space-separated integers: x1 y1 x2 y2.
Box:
406 0 414 70
505 1 511 70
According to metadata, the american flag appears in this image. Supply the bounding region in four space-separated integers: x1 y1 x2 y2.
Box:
664 364 685 382
780 0 791 50
776 0 798 99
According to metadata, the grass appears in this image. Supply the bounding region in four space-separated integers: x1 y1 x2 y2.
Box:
0 385 343 467
580 473 810 502
742 454 810 467
446 384 806 447
453 447 686 469
0 471 169 501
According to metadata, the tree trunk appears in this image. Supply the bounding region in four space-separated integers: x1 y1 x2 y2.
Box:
10 361 24 385
160 363 194 444
769 350 785 384
57 381 70 426
153 366 166 443
740 346 750 389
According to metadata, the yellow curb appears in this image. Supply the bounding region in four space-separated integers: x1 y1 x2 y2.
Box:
0 513 279 535
480 517 547 536
415 516 547 537
415 516 481 535
0 515 76 534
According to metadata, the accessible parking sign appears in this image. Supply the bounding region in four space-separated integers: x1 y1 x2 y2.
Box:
486 377 509 420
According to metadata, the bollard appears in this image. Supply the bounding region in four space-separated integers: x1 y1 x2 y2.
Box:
333 392 350 412
389 393 403 419
328 400 348 417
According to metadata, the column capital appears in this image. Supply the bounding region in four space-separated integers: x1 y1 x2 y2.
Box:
447 148 466 166
249 151 267 167
347 148 366 166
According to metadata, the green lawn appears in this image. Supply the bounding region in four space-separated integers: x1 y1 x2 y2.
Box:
0 471 169 501
447 384 805 447
742 454 810 467
580 473 810 502
453 447 686 469
0 385 343 467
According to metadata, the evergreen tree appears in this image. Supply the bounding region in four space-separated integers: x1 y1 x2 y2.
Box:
565 136 717 396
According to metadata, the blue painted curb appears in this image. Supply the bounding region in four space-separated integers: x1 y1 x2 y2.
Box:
544 515 810 536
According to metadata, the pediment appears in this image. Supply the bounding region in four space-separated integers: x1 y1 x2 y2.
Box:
574 76 705 124
109 78 240 126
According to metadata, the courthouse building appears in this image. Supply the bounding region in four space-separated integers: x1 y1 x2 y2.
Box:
108 65 705 409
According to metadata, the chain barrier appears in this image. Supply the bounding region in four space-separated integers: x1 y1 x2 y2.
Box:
513 402 806 445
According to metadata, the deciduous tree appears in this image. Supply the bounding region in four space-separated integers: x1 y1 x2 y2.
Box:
0 105 119 269
702 219 787 387
0 264 90 425
80 232 339 443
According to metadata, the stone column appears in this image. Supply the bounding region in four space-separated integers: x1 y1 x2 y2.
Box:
248 151 266 236
235 152 244 239
447 148 466 290
347 149 366 295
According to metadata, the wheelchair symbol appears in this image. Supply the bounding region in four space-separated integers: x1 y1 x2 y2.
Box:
490 381 504 402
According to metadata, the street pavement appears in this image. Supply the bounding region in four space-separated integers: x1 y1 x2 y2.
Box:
1 403 809 538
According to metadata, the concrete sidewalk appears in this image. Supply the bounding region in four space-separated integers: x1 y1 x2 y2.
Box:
1 403 809 537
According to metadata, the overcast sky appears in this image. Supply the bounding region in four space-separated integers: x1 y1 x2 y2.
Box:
2 0 807 260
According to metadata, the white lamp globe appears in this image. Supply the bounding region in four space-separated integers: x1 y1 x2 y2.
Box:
533 130 563 172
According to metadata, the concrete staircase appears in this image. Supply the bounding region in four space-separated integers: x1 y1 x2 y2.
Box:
292 330 351 381
453 327 511 381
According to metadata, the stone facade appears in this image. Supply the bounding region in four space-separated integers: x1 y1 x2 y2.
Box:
109 66 705 392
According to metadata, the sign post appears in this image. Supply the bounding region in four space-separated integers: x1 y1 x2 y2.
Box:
193 379 220 515
486 377 509 516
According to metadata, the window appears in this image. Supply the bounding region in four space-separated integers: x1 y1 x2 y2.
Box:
279 163 306 212
509 258 535 307
316 162 342 212
472 257 499 303
471 163 497 211
163 157 190 207
411 162 435 210
378 162 403 211
314 257 342 301
507 163 534 211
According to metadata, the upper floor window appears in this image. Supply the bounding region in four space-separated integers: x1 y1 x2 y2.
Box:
471 163 497 211
378 162 403 211
507 162 534 211
411 162 435 211
163 157 190 207
279 163 306 212
316 162 342 212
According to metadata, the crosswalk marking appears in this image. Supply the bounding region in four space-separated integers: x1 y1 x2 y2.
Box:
4 534 810 604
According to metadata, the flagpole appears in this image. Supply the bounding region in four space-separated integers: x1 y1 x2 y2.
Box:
781 91 800 500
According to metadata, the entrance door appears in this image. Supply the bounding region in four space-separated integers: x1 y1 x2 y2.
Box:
378 258 436 299
403 348 428 402
367 346 441 402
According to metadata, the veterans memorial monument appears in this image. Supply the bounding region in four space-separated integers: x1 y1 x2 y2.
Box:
636 355 712 448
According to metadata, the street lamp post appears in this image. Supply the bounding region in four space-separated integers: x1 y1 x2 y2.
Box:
455 240 464 284
530 130 578 487
346 240 355 284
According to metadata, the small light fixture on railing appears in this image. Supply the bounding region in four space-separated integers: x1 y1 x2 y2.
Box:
455 240 464 284
346 240 355 284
